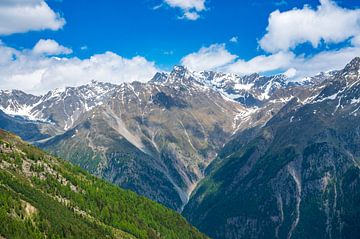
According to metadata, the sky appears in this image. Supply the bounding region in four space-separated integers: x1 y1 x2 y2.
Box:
0 0 360 94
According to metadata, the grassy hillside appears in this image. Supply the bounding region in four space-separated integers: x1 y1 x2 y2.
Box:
0 129 207 239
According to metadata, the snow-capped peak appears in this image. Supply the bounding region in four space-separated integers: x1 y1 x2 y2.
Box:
0 80 119 129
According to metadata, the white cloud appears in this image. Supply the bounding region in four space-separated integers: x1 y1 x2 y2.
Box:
284 68 297 78
33 39 72 55
164 0 205 11
180 43 360 79
0 42 158 95
178 0 360 78
163 0 206 20
0 0 65 35
230 36 238 43
181 44 237 71
352 35 360 46
288 46 360 79
153 4 163 10
0 41 18 65
181 11 200 20
180 0 360 79
224 51 295 75
259 0 360 53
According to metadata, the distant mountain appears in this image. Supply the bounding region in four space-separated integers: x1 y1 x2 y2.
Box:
0 110 54 141
0 129 207 239
194 69 326 107
0 80 117 130
183 57 360 239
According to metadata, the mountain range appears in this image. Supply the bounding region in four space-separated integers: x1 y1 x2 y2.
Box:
0 63 311 211
0 57 360 238
183 57 360 239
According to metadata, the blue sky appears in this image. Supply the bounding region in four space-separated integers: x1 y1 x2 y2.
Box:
3 0 358 68
0 0 360 94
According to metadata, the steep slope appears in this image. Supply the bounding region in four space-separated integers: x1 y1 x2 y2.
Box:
0 129 207 239
40 66 245 211
183 58 360 239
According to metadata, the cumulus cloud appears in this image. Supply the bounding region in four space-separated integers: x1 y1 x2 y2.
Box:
181 44 237 71
33 39 72 55
0 0 65 35
180 0 360 80
181 43 360 79
0 41 158 95
181 44 292 73
352 35 360 46
259 0 360 53
0 41 18 65
288 46 360 78
182 11 200 20
164 0 205 11
163 0 206 20
229 36 238 43
224 51 295 75
284 68 297 78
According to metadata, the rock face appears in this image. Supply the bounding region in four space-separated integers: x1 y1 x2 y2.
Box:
39 67 244 210
183 58 360 239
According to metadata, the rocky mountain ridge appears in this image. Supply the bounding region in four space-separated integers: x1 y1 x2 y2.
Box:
183 57 360 239
0 59 352 214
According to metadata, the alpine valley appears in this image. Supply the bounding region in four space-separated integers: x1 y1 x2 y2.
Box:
1 57 360 239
